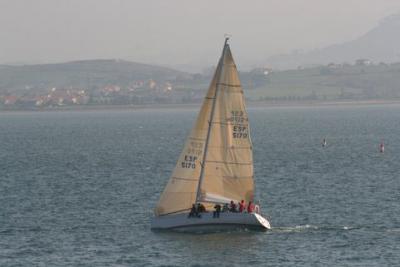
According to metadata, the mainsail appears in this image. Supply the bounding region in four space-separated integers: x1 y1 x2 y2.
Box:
155 38 254 216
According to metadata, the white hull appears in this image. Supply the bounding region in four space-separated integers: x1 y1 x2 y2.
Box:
151 212 271 232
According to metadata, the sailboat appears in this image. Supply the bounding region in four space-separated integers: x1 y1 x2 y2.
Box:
151 38 271 231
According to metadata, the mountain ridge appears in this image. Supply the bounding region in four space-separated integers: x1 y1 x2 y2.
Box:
266 13 400 69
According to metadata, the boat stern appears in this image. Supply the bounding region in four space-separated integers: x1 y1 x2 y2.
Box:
254 213 271 229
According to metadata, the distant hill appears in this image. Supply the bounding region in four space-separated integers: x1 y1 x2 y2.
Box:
0 59 191 92
246 62 400 101
267 14 400 69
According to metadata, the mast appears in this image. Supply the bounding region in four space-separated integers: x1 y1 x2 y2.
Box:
195 37 230 203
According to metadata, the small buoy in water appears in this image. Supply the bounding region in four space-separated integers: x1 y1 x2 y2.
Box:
380 141 385 153
322 138 327 147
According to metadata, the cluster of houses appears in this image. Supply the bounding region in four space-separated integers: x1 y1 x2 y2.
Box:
0 79 185 108
1 88 89 107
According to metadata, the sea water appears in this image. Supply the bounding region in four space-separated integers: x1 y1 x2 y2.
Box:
1 105 400 266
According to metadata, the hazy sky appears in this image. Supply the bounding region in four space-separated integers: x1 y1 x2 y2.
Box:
1 0 400 71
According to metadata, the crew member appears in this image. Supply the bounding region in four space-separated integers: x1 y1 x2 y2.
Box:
213 204 221 218
229 200 237 212
239 200 245 212
247 201 254 213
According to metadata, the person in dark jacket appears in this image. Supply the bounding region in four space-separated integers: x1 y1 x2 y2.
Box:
229 200 237 212
213 204 221 218
188 204 198 218
197 203 206 213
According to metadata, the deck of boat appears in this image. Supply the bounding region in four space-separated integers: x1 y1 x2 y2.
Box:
151 211 271 232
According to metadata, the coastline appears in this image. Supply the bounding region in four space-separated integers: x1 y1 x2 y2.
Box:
1 99 400 113
249 99 400 108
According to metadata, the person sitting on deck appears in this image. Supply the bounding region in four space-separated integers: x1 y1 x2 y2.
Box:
239 200 245 212
229 200 237 212
247 201 255 213
222 203 229 212
197 203 206 213
188 204 199 218
213 204 221 218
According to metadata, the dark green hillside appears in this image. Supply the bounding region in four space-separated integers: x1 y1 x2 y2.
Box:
0 59 191 92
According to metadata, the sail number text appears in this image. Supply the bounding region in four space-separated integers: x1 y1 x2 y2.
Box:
229 110 248 139
182 141 202 169
181 155 197 169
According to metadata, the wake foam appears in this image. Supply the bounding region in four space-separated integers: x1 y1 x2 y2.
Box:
271 224 357 233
